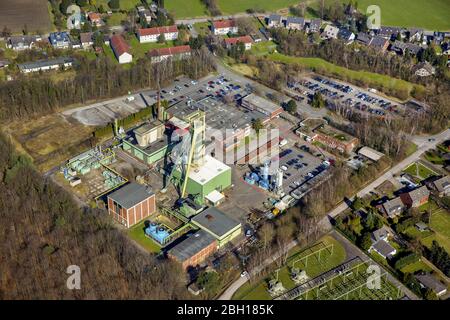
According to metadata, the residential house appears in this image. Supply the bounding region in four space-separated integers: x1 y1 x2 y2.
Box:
107 182 156 228
413 61 435 77
212 20 238 35
321 25 339 40
415 274 447 297
356 32 372 46
137 25 178 43
49 31 71 49
377 26 405 40
138 7 153 24
70 36 82 49
224 36 253 50
110 34 133 64
368 36 390 53
88 12 103 27
426 175 450 197
148 45 191 63
338 28 355 44
18 57 75 73
408 28 423 42
285 17 305 30
266 14 283 28
400 186 430 208
371 226 392 243
7 35 43 51
307 18 322 33
369 239 397 259
379 197 405 218
80 32 93 49
391 40 422 56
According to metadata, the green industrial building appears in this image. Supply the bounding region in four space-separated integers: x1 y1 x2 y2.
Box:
191 207 242 248
122 121 173 165
173 155 232 200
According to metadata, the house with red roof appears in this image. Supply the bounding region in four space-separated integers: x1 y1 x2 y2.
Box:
88 12 103 27
110 35 132 64
224 36 253 50
212 19 238 35
137 25 178 43
148 45 191 63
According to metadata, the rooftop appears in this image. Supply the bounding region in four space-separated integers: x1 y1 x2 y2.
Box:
358 146 384 161
213 19 236 29
167 230 216 262
188 155 231 186
405 186 430 202
138 25 178 37
415 274 447 294
191 207 241 238
108 182 154 209
110 34 131 56
241 93 282 115
225 36 253 45
18 57 75 71
382 197 404 217
149 45 191 57
371 239 396 258
432 176 450 193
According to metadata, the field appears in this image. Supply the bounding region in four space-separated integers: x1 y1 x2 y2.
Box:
127 220 162 254
165 0 207 18
232 235 347 300
422 208 450 254
403 162 438 180
249 41 278 56
267 52 424 99
4 114 93 173
217 0 300 15
97 0 141 11
334 0 450 31
128 37 175 60
0 0 52 33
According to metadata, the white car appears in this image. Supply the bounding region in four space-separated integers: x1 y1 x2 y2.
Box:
240 271 249 278
281 166 288 171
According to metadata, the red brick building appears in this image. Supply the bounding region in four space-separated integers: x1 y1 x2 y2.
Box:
167 230 217 270
107 182 156 228
400 185 430 208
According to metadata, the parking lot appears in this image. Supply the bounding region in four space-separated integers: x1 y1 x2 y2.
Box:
287 75 404 118
277 143 331 199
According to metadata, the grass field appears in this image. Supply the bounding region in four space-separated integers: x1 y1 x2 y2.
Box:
97 0 141 11
336 0 450 31
128 37 176 60
422 209 450 254
127 220 162 253
217 0 300 15
165 0 207 18
232 235 346 300
0 0 52 33
400 259 432 274
403 162 438 180
249 41 278 56
267 52 424 99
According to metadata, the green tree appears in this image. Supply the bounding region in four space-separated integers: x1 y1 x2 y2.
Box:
358 232 372 250
157 33 166 43
76 0 88 6
286 99 297 114
352 196 364 210
196 271 220 295
311 92 325 108
252 118 264 134
109 0 120 10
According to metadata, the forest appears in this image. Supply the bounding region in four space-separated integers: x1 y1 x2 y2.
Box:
0 47 215 122
0 132 192 299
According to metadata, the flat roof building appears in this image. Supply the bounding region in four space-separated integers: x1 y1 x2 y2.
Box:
107 182 156 228
167 230 217 270
358 146 385 162
18 57 75 74
191 207 241 248
241 94 283 120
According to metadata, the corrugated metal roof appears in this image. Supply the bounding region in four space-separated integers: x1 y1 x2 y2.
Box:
167 230 216 262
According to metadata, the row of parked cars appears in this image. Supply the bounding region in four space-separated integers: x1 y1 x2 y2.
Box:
314 76 353 94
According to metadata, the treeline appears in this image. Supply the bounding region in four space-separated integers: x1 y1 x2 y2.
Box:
0 48 215 122
0 132 192 299
201 0 221 16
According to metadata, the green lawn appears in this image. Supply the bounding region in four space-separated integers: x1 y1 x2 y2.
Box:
268 52 424 99
337 0 450 31
403 162 438 180
165 0 208 18
97 0 141 11
250 41 277 56
422 209 450 254
400 259 432 274
106 12 127 26
193 22 211 36
127 220 162 253
217 0 300 15
232 235 347 300
128 37 175 60
424 150 445 165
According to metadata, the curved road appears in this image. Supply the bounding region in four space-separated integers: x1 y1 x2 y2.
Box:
219 128 449 300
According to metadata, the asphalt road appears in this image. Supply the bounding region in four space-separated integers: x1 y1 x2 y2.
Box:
219 128 449 300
